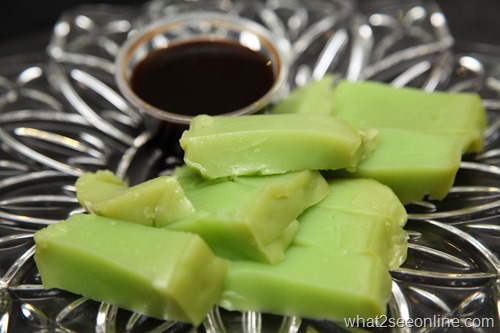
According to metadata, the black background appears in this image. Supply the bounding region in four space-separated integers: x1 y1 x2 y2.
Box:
0 0 499 57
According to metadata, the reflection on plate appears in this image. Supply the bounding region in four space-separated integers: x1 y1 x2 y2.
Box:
0 0 499 332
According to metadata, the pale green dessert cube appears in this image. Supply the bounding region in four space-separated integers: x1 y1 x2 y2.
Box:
218 178 407 320
272 79 487 153
331 80 487 153
272 79 487 202
76 170 194 227
328 81 487 202
168 167 329 264
76 170 127 209
312 178 407 227
34 214 228 325
337 129 464 203
220 250 392 322
272 76 334 115
293 211 396 266
294 178 408 269
180 113 377 179
306 178 408 269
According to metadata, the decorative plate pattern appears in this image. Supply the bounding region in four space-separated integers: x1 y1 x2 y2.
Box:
0 0 499 332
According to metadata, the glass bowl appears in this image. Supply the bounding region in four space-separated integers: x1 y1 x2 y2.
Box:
114 11 291 131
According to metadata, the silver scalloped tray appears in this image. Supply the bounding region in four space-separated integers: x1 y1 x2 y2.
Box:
1 0 500 332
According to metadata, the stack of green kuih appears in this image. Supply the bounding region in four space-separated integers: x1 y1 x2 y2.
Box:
274 77 487 203
33 79 486 326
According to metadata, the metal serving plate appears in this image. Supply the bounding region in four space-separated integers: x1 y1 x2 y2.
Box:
0 0 499 332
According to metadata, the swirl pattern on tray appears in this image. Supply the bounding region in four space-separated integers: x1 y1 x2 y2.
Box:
0 0 499 332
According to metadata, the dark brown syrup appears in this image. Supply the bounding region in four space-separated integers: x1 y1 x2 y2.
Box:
131 39 275 116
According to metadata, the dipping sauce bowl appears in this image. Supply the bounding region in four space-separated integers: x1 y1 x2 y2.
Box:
115 12 291 134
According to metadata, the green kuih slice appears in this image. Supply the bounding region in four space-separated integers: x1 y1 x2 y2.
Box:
34 214 228 326
76 170 194 227
294 178 408 270
331 80 487 153
221 251 391 321
76 169 127 206
219 178 407 321
272 79 487 203
167 166 330 264
180 113 377 179
330 81 487 203
272 75 335 115
337 129 466 203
